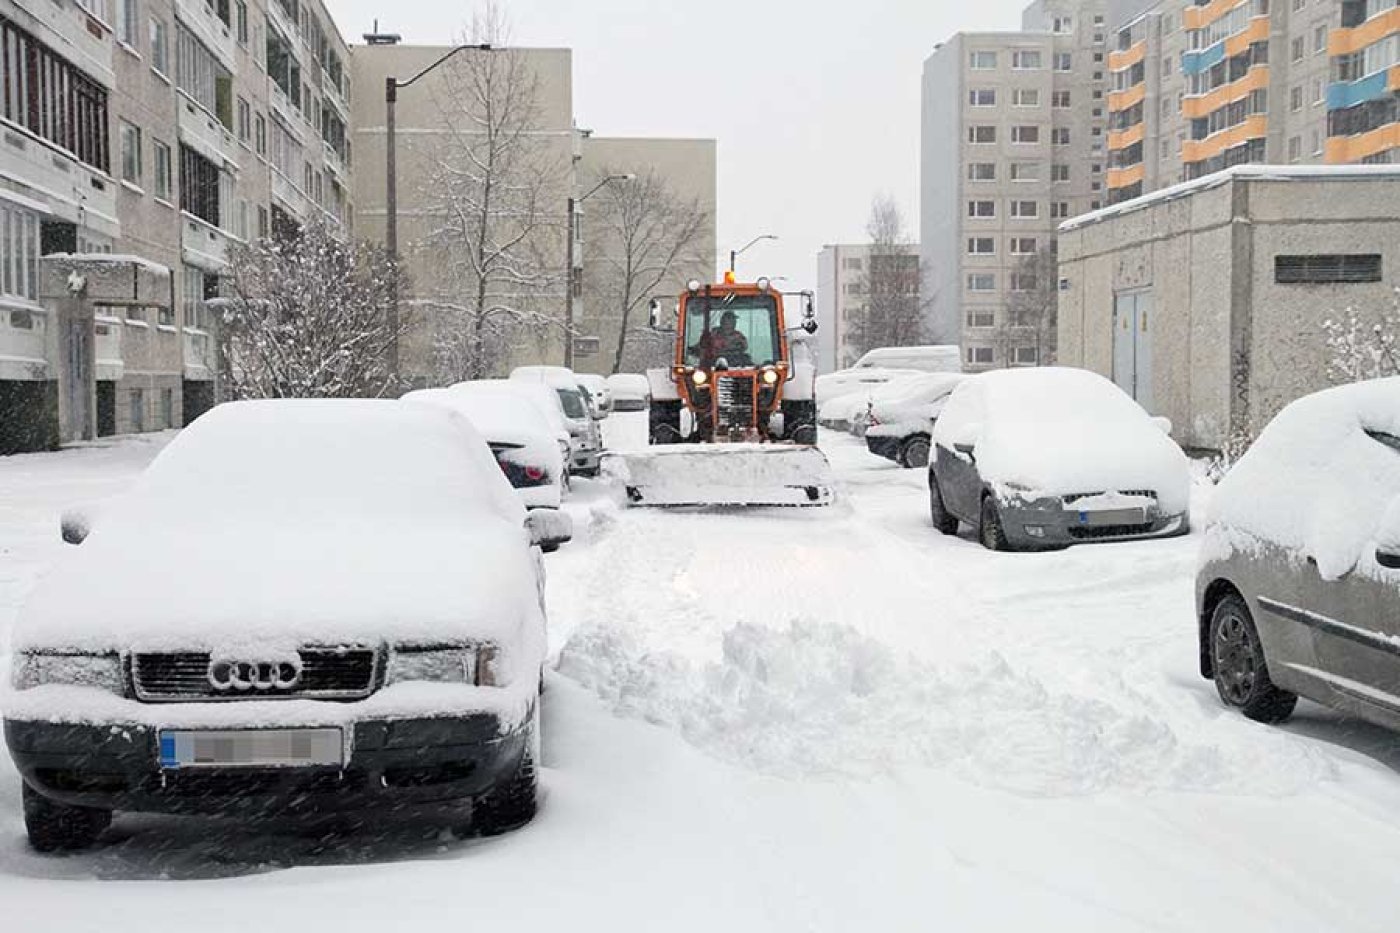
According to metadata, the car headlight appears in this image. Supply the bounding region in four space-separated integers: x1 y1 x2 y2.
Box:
387 646 477 685
12 651 125 694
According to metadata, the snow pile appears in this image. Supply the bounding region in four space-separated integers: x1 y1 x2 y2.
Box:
558 618 1332 796
935 368 1191 513
1206 377 1400 580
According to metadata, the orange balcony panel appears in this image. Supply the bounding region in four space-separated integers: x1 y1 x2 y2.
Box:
1181 65 1270 120
1107 164 1146 190
1108 122 1146 151
1108 83 1146 113
1325 123 1400 164
1391 64 1400 93
1108 41 1146 72
1224 17 1270 57
1184 0 1248 32
1328 7 1400 57
1181 114 1267 164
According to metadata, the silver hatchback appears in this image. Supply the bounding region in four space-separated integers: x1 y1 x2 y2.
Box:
1197 379 1400 728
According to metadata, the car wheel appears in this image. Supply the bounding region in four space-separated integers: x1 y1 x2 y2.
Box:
1209 594 1297 724
979 496 1010 552
22 782 111 853
468 700 540 837
928 473 958 535
899 435 931 469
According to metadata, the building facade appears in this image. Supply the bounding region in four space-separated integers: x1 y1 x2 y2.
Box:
0 0 353 454
1058 166 1400 452
815 242 921 372
921 0 1110 373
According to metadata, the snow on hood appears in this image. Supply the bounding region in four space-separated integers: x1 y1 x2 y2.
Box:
1207 378 1400 580
869 373 967 423
404 387 562 460
938 368 1190 512
14 400 539 654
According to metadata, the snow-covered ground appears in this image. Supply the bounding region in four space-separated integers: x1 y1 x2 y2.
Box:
4 419 1400 931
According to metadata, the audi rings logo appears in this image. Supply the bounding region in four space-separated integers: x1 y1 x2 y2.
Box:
208 658 302 692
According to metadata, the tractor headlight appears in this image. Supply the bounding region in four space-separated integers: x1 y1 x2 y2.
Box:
12 651 125 694
761 367 780 385
691 369 709 386
687 279 701 294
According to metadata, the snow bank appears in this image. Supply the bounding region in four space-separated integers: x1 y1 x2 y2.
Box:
558 618 1331 796
1205 377 1400 580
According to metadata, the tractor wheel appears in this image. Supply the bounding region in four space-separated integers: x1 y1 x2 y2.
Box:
649 401 683 445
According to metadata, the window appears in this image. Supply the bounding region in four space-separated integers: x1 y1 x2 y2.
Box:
1050 201 1070 219
1291 36 1305 62
968 125 997 144
970 50 998 69
0 17 111 171
1290 85 1303 111
1052 127 1070 145
1275 254 1382 284
1010 162 1041 181
1010 237 1038 254
1013 346 1039 365
117 0 139 47
1051 163 1070 181
257 206 269 239
161 388 174 429
153 140 171 200
1013 88 1040 107
968 162 997 181
180 144 221 226
1313 24 1327 54
158 304 174 325
842 257 864 271
119 121 142 185
1054 52 1072 71
970 88 997 106
1011 272 1038 292
237 97 250 142
1011 200 1039 219
1052 16 1073 33
1011 125 1040 144
235 0 248 44
967 273 996 292
966 346 995 364
1052 90 1071 108
1312 78 1324 106
968 200 996 218
0 203 40 301
1288 135 1302 160
254 113 267 156
129 388 144 433
176 23 233 128
149 16 168 73
967 311 996 328
967 237 996 255
1012 49 1042 69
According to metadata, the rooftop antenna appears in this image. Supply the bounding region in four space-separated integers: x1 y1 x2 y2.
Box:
363 18 401 45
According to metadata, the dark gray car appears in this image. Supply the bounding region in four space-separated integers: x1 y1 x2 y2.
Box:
1197 379 1400 728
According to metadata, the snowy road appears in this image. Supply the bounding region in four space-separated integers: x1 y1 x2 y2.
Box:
3 421 1400 931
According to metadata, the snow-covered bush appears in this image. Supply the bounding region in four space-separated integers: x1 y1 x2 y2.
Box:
1321 291 1400 385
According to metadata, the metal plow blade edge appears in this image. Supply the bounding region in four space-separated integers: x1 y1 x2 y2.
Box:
604 444 836 508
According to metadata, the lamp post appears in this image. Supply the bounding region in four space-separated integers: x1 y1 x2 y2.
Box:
729 233 778 277
564 173 634 368
385 42 495 384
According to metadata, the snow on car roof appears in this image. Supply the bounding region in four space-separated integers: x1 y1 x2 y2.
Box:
1207 377 1400 581
606 373 651 396
511 365 583 391
453 380 571 436
404 387 554 447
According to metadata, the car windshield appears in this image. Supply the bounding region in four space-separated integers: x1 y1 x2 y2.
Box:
684 293 780 369
556 388 587 419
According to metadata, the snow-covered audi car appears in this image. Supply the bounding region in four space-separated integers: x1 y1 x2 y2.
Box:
928 367 1190 551
4 400 571 851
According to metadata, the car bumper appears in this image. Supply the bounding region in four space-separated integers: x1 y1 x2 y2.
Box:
518 483 562 510
996 501 1190 550
570 447 601 473
865 435 902 463
5 712 529 817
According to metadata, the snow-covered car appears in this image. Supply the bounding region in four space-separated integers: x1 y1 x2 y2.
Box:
1197 378 1400 728
818 390 878 433
606 373 650 412
404 386 567 512
576 374 613 415
510 366 604 476
815 367 915 406
864 373 968 468
850 345 962 374
928 367 1190 551
5 400 572 851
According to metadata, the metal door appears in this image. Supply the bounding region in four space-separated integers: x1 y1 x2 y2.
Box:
1112 291 1153 410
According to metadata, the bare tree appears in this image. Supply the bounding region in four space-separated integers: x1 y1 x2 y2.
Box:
218 221 410 399
999 242 1059 366
417 3 568 381
1322 291 1400 384
585 167 708 374
846 196 926 357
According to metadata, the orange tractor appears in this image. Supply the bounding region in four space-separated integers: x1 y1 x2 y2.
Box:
610 275 835 507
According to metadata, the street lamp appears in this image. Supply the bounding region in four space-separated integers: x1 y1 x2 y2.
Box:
384 42 496 384
564 173 634 368
729 234 778 277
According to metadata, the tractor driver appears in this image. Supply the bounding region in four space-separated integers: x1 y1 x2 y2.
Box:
698 310 749 367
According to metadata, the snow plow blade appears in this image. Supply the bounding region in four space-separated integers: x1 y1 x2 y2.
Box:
606 444 835 508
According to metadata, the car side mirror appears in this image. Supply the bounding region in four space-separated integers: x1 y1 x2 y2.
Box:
953 442 976 460
60 509 91 545
802 319 818 334
526 509 573 552
1378 547 1400 571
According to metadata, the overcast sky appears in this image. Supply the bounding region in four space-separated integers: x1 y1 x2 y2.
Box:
327 0 1031 291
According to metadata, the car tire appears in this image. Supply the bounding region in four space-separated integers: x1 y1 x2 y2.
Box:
1209 593 1297 724
979 496 1010 552
469 701 540 837
928 474 958 535
899 435 931 469
22 782 111 853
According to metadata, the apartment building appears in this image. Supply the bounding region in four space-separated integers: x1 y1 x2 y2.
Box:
921 0 1110 373
0 0 353 454
815 243 922 372
1106 0 1398 205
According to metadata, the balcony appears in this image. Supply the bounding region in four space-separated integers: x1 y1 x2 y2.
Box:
177 92 239 170
1182 65 1270 120
268 85 303 137
174 0 236 72
0 124 120 239
1328 7 1400 57
1181 114 1267 163
183 328 213 380
270 169 308 219
94 312 124 380
0 302 51 381
181 211 235 271
11 0 114 87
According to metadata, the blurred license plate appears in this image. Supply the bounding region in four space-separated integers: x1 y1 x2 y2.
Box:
1076 508 1146 526
157 728 344 769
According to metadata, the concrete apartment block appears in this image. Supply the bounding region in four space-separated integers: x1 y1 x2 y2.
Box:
815 243 922 372
1058 166 1400 452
